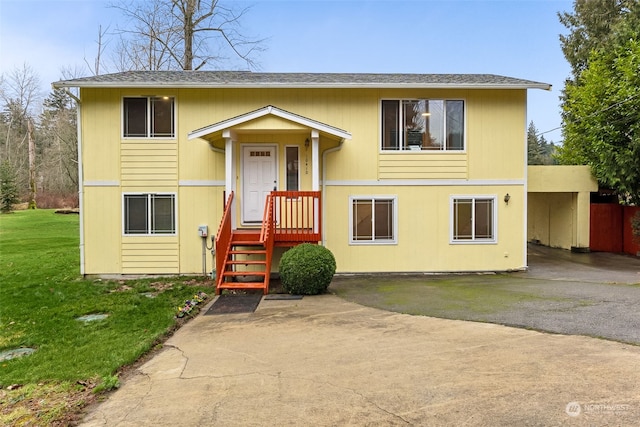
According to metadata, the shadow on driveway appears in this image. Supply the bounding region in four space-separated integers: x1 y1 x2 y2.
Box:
330 244 640 345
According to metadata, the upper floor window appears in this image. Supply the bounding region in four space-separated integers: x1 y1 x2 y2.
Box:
123 97 175 138
382 99 464 151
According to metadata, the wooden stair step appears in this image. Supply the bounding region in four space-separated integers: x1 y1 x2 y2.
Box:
229 249 266 255
217 282 267 290
222 271 267 277
231 239 262 244
226 260 267 265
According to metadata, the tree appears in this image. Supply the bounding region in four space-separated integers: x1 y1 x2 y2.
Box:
527 121 556 165
527 122 544 165
0 160 19 213
558 0 634 80
38 88 78 195
0 64 42 200
110 0 265 71
557 36 640 204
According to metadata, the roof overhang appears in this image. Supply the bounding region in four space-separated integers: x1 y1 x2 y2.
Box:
188 105 352 144
52 71 552 91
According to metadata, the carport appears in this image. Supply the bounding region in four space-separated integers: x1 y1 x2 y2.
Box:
527 165 598 251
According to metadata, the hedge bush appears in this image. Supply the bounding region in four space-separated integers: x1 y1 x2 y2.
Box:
279 243 336 295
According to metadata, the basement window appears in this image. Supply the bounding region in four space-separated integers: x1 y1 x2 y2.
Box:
450 196 496 243
123 193 176 235
350 196 397 244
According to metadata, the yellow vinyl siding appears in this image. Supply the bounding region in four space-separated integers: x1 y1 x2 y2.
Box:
379 153 467 179
121 238 179 274
80 85 531 275
81 89 120 182
83 186 121 274
324 185 525 273
178 186 224 274
121 142 177 187
466 90 526 180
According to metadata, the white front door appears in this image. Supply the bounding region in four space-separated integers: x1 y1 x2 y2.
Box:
242 145 277 223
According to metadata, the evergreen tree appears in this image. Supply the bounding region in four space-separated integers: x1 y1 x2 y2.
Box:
527 122 555 165
0 160 20 213
527 121 544 165
558 0 633 81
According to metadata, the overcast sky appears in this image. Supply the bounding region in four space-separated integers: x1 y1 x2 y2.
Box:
0 0 573 142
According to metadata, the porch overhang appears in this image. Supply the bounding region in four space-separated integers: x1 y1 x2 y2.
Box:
187 105 352 147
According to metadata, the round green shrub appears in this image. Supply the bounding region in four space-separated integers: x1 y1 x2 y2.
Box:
279 243 336 295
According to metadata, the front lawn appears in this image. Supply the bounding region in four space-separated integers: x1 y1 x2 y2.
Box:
0 209 213 425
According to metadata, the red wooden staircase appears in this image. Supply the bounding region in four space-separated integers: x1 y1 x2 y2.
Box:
217 229 272 294
214 191 321 295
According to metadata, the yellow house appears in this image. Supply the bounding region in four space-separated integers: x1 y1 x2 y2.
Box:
53 71 554 291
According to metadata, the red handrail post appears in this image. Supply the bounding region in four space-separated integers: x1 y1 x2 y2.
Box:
215 192 234 292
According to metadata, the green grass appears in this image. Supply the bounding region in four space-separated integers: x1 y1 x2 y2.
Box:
0 210 213 423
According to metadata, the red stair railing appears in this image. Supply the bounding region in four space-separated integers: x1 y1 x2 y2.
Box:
270 191 321 243
215 191 234 289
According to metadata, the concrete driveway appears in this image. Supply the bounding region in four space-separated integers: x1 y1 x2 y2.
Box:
81 247 640 426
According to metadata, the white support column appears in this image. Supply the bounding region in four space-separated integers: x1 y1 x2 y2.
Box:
223 130 236 229
575 191 591 250
311 130 320 233
311 129 320 191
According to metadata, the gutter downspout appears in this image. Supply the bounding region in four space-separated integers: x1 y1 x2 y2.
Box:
63 88 85 275
321 140 344 245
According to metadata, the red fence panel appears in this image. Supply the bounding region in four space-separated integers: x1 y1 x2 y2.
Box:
623 206 640 256
590 203 623 252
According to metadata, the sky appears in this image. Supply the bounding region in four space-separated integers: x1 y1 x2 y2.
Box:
0 0 573 142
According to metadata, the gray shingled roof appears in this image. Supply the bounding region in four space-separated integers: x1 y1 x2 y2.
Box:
52 71 551 90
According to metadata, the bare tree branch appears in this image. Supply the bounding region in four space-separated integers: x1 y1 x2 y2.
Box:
108 0 264 71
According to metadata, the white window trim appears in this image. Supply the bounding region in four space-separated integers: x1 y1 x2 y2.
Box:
121 96 176 140
449 195 497 244
122 192 177 236
379 98 466 153
349 195 398 245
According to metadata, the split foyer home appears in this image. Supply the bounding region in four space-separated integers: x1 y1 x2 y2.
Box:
53 71 593 294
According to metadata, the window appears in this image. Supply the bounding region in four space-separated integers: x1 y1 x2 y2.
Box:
382 99 464 151
285 146 299 191
451 196 496 243
124 194 176 235
123 97 175 138
350 196 397 244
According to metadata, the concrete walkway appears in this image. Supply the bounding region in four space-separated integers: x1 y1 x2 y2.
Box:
81 249 640 426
